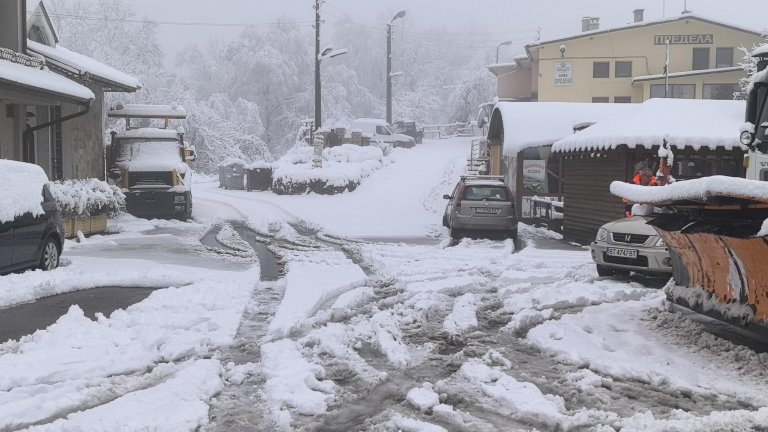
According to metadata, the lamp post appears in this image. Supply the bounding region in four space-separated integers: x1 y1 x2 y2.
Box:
495 40 513 64
386 9 406 125
313 0 346 140
313 46 347 168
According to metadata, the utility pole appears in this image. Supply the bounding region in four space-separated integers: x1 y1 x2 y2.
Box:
314 0 322 132
386 10 406 125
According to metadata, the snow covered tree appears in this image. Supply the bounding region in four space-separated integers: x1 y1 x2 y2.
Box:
737 35 768 99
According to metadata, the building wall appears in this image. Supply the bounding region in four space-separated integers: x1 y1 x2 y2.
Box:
0 0 23 51
61 84 105 180
530 18 763 103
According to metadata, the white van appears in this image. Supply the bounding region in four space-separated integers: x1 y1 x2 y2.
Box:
350 118 416 148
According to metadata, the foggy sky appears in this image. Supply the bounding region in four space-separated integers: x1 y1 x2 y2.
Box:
120 0 766 65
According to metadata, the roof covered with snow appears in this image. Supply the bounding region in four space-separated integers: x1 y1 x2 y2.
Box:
753 44 768 57
491 102 636 156
0 160 50 223
27 40 141 91
527 14 760 52
0 58 94 102
553 98 745 153
610 176 768 204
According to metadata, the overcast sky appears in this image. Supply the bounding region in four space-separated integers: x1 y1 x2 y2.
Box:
123 0 767 65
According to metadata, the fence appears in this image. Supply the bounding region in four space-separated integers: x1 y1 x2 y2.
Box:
422 122 475 139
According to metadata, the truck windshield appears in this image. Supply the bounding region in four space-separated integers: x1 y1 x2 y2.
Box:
116 138 181 163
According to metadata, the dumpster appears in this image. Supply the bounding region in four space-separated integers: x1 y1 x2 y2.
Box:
245 162 274 191
218 159 246 190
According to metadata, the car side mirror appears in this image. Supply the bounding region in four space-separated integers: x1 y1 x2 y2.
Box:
443 194 451 200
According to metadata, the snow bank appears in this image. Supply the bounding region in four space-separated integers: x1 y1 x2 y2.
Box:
610 176 768 204
0 160 49 223
553 99 745 153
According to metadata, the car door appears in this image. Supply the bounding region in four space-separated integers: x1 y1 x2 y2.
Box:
0 220 12 270
12 211 46 266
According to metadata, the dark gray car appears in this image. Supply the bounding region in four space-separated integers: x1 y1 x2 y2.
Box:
443 176 518 241
1 185 64 275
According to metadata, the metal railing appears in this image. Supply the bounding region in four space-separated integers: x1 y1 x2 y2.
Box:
423 122 475 139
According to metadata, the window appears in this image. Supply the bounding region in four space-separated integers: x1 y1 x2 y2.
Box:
614 96 632 103
716 47 734 68
674 155 740 179
692 48 710 70
703 84 739 100
592 97 610 103
375 125 390 135
593 62 610 78
463 186 509 201
650 84 696 99
615 61 632 78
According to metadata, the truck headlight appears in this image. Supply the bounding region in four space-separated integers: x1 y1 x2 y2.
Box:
597 228 608 242
654 237 666 247
741 131 755 146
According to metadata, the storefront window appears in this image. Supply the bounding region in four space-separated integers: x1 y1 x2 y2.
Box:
650 84 696 99
703 84 738 100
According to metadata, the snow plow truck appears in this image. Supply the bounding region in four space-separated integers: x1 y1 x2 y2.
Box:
106 103 195 220
611 48 768 336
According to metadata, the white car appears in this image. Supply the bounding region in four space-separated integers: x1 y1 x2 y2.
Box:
590 216 672 277
350 118 416 148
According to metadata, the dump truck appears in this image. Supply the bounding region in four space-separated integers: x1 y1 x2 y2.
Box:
106 103 195 220
610 49 768 336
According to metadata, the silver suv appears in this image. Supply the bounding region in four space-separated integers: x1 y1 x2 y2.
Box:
590 216 672 277
442 176 517 241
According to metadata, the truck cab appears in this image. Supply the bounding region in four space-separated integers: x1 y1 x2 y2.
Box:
106 103 195 220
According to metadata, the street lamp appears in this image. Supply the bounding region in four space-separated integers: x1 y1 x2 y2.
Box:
386 9 406 125
314 45 347 133
496 40 513 64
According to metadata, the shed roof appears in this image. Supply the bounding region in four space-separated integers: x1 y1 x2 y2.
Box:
490 102 636 156
27 40 141 91
552 98 745 153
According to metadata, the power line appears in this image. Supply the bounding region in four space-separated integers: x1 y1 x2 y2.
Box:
30 11 314 28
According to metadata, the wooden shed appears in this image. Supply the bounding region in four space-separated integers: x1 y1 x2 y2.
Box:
552 98 746 245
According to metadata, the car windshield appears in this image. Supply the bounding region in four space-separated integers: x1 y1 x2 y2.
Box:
464 185 508 201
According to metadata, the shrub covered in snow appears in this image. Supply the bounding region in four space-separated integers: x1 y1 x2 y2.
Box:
48 179 126 218
271 144 387 195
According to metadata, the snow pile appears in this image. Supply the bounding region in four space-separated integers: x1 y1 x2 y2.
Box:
268 249 366 338
391 415 447 432
443 293 478 335
610 175 768 204
261 339 335 421
48 178 125 217
553 99 745 153
501 308 555 333
272 144 387 194
0 160 49 223
406 383 441 412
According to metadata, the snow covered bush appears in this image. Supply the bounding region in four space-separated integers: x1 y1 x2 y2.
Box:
48 179 126 218
271 144 387 195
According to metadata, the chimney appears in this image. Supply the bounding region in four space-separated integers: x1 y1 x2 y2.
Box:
633 9 644 23
582 17 600 32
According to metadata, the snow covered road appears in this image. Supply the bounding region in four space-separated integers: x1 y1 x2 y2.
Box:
1 138 768 431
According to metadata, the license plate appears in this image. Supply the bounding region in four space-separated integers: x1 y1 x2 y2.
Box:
606 248 638 258
474 207 500 214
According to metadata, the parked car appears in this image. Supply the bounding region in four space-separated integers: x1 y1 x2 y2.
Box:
0 161 64 275
394 120 424 144
590 216 672 277
442 175 517 242
350 118 416 148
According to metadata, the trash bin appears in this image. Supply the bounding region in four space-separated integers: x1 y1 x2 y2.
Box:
245 163 273 191
218 159 246 190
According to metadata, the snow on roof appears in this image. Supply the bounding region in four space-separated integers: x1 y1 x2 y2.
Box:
633 66 742 82
610 176 768 204
492 102 636 156
553 99 745 153
0 58 94 102
528 14 760 50
0 160 50 223
753 44 768 57
116 128 181 140
108 104 187 119
27 40 141 91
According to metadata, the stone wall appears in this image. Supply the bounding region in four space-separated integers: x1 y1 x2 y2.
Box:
61 84 105 180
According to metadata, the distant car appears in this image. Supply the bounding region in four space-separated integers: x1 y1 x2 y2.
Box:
350 118 416 148
442 175 517 242
0 161 64 275
590 216 672 277
394 120 424 144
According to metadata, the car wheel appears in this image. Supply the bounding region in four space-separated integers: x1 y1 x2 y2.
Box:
39 237 60 271
596 264 614 277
